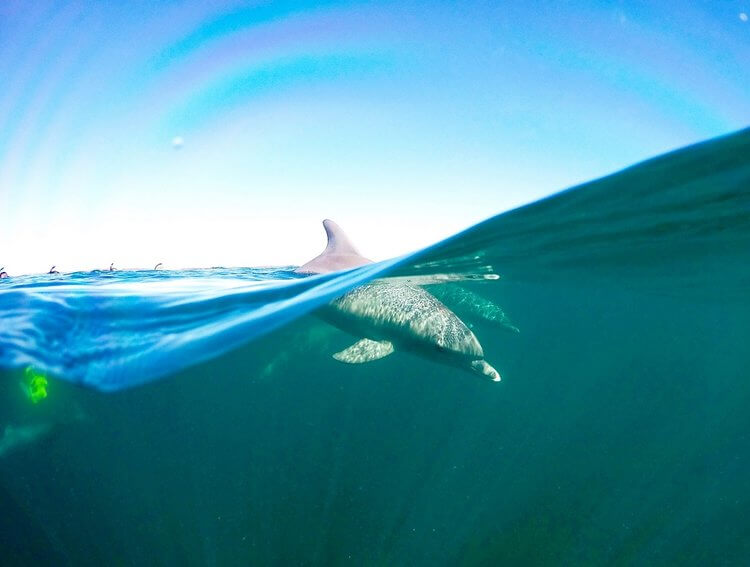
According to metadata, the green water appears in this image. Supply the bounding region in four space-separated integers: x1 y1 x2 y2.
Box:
2 282 748 565
1 130 749 565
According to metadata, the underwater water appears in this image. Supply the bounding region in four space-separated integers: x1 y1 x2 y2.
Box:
1 128 749 565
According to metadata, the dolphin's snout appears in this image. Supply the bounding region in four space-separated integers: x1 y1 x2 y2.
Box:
471 360 501 382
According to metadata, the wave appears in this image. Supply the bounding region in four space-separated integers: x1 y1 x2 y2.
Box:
1 127 748 391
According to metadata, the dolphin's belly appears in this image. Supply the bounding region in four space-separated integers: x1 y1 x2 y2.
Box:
324 283 483 358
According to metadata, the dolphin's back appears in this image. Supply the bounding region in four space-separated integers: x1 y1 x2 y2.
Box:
327 282 483 358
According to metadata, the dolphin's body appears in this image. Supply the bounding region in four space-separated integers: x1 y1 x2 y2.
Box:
295 220 501 381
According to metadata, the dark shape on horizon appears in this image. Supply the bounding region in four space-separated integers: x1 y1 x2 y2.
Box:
48 266 59 274
154 263 163 270
0 267 8 279
109 263 116 272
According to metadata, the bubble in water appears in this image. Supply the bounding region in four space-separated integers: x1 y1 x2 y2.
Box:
740 12 748 22
172 136 184 149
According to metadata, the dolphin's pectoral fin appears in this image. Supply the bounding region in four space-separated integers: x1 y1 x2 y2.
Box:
333 339 394 364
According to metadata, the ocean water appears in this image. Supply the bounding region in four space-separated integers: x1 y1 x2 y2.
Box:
1 128 749 565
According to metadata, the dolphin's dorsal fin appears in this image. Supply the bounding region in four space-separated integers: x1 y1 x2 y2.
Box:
322 219 359 255
295 219 373 274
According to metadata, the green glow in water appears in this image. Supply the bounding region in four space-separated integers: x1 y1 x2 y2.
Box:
24 366 48 404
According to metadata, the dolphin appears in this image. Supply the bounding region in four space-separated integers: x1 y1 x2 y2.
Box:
0 423 54 458
0 267 8 279
295 220 501 381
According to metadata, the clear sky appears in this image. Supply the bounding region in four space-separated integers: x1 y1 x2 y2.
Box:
1 1 748 274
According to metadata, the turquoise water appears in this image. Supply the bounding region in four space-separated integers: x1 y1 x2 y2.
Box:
1 129 749 564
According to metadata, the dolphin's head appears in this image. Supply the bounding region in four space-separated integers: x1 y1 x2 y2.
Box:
470 359 501 382
433 317 484 359
425 305 501 382
434 325 500 381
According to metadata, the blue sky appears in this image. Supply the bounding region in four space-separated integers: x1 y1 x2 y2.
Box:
1 0 748 274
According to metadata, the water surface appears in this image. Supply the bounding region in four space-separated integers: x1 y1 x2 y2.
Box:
1 129 749 565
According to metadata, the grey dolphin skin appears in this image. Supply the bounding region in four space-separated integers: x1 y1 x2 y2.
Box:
295 220 501 381
296 219 373 274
